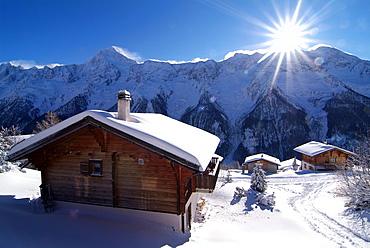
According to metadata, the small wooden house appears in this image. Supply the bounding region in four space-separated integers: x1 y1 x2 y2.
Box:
293 141 355 171
242 153 280 174
7 90 221 232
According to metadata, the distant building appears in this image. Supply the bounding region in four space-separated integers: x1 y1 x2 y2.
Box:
7 90 222 233
280 157 301 171
293 141 355 171
242 153 280 174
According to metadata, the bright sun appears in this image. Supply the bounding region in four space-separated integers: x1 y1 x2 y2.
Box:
266 0 310 55
270 21 305 53
254 0 319 91
257 0 313 64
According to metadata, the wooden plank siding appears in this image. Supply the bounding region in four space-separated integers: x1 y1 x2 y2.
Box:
243 159 279 174
301 149 352 170
107 130 193 214
29 124 197 215
41 126 113 206
252 160 278 172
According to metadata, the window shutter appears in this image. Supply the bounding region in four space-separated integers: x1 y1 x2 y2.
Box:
80 163 90 175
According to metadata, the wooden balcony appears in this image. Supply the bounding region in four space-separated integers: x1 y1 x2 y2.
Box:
184 156 221 200
194 171 219 192
322 163 340 170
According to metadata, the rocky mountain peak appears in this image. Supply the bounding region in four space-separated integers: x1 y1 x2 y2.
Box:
84 46 137 67
1 46 370 163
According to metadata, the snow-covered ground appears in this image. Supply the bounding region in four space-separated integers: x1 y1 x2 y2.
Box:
0 168 369 248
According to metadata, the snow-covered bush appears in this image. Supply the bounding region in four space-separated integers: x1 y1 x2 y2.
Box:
233 186 248 199
233 186 276 208
335 138 370 210
225 170 232 183
0 126 21 173
0 162 13 173
0 132 11 171
250 164 267 193
194 197 207 223
255 192 276 206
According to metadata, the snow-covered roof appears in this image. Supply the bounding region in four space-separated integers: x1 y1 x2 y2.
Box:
293 141 355 157
243 153 280 165
280 157 300 167
7 110 220 171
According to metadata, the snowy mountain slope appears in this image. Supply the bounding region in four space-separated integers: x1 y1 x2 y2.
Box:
1 45 369 162
1 168 369 247
234 87 310 162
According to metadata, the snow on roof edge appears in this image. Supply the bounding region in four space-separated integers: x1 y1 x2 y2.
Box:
293 141 355 157
8 110 220 171
243 153 280 165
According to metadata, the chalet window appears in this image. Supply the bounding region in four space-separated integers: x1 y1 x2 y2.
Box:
332 157 336 163
80 160 103 176
90 159 103 176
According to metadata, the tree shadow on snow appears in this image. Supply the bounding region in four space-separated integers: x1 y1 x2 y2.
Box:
340 208 370 242
230 188 274 212
258 205 274 212
343 207 370 225
295 170 334 175
241 189 274 213
243 192 256 212
230 195 242 205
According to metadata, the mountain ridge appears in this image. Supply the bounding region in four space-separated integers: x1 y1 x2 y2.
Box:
1 45 369 163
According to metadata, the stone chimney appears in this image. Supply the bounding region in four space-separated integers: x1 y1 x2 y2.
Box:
117 90 131 121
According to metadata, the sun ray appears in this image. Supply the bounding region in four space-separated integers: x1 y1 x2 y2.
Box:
270 52 285 92
205 0 332 85
207 0 338 95
291 0 302 24
252 0 319 91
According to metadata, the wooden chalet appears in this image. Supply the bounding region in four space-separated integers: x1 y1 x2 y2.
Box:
242 153 280 174
7 90 221 232
293 141 355 171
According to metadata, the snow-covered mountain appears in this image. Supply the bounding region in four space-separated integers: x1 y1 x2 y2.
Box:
1 45 370 162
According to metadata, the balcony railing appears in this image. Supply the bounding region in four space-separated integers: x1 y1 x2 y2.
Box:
187 163 220 193
184 157 221 201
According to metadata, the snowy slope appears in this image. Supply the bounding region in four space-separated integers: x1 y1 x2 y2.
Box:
0 168 369 247
1 45 370 162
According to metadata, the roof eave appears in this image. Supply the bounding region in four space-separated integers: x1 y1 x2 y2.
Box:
87 118 201 171
6 117 92 162
294 147 356 157
7 116 202 172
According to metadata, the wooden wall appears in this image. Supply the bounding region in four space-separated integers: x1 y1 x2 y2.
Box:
106 130 194 214
301 149 351 170
246 159 278 173
30 125 195 214
30 126 113 206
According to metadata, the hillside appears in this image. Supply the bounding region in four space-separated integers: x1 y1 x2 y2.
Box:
0 168 369 247
1 45 370 162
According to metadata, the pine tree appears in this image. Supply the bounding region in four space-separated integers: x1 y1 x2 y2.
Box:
250 163 267 193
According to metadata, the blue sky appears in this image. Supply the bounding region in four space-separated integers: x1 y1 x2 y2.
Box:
1 0 370 67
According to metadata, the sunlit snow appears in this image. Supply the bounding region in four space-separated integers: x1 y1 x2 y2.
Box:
0 167 369 247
